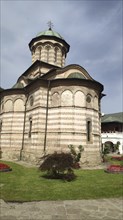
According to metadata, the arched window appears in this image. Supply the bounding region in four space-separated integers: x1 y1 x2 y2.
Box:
38 46 42 60
87 119 92 142
29 117 32 138
0 120 2 132
46 45 51 62
54 47 58 63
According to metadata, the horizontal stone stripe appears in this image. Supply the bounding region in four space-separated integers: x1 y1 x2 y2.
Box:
2 115 24 120
0 132 23 135
47 140 86 145
26 109 46 115
48 111 98 117
47 127 86 132
48 114 86 119
1 138 23 142
0 135 23 138
48 132 86 137
3 121 24 125
24 127 46 131
1 142 22 146
2 129 24 133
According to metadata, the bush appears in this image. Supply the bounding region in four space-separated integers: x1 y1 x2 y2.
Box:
39 152 76 181
68 145 84 168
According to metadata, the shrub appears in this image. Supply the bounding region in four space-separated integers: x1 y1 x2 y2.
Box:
68 145 84 168
39 152 76 181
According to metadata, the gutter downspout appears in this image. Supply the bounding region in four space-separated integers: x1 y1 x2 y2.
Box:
20 93 29 160
43 80 50 153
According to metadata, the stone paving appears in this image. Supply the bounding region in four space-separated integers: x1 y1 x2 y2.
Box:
0 198 123 220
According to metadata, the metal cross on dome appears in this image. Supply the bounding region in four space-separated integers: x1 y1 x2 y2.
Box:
47 21 54 30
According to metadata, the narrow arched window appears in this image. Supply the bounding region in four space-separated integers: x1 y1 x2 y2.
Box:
54 47 58 63
46 45 50 62
87 120 91 142
39 46 42 60
0 120 2 132
29 117 32 138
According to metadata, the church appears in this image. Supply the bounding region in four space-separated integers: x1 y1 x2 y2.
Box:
0 24 104 165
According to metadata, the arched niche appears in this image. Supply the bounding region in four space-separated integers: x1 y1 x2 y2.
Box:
4 99 13 112
52 92 60 107
14 99 24 111
61 90 73 106
35 46 42 60
94 96 98 110
74 91 85 107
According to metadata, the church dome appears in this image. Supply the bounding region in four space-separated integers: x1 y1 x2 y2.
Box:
67 72 86 79
36 28 64 40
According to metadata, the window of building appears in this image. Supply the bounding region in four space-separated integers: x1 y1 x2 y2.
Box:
54 47 58 63
87 120 91 142
29 117 32 138
86 94 91 103
29 96 34 106
0 120 2 132
37 46 42 60
46 45 50 62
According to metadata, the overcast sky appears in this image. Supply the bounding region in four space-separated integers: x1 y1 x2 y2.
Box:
0 0 122 114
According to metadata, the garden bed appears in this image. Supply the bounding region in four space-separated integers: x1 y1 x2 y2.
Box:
0 162 12 172
105 165 123 174
111 156 123 161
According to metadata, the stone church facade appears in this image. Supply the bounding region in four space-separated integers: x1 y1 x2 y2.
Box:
0 26 104 165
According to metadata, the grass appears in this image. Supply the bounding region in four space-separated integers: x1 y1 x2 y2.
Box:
0 160 123 202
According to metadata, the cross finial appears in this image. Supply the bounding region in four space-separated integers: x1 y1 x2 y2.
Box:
47 21 54 30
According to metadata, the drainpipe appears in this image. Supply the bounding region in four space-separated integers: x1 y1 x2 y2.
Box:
43 80 50 153
20 92 29 160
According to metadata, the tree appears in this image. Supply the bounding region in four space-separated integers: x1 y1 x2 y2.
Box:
39 152 76 181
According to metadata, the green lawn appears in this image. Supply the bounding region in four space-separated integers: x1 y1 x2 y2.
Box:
0 161 123 202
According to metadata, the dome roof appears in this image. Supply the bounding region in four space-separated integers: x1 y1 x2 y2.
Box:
36 28 64 40
67 72 86 79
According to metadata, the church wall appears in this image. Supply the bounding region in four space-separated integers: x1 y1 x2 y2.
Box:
0 84 102 165
44 85 101 165
20 87 48 162
0 95 25 160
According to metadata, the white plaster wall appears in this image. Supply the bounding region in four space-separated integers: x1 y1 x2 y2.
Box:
101 132 123 154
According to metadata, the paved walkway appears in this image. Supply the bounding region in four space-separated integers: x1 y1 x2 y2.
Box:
0 198 123 220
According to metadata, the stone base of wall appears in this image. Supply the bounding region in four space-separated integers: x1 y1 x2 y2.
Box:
0 147 102 167
1 149 21 161
20 150 45 165
80 151 102 167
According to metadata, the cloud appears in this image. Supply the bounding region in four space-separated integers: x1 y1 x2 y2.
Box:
0 0 122 114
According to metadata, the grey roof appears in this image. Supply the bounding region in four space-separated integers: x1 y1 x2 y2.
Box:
0 87 4 92
12 82 24 89
101 112 123 123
